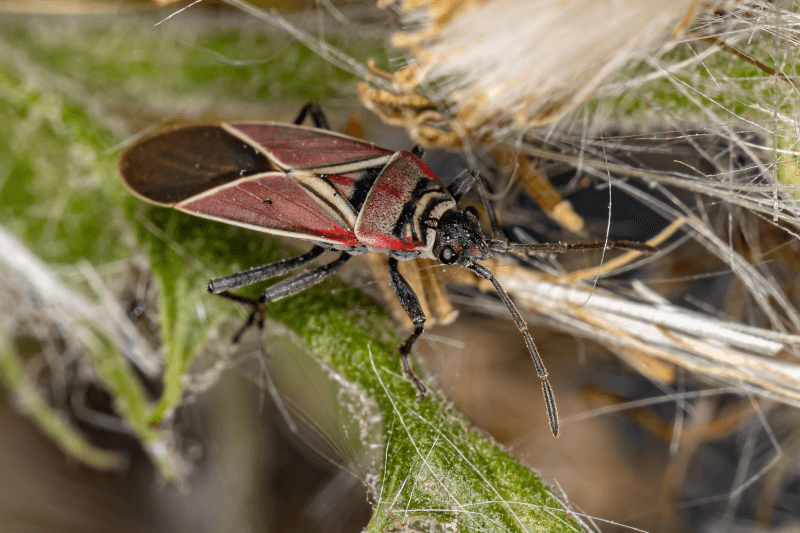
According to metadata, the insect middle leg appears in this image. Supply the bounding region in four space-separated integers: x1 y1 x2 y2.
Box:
387 257 428 398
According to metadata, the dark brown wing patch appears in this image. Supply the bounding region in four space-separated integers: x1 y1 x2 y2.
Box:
118 125 274 205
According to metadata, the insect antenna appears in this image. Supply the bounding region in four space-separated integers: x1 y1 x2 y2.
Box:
486 239 658 255
464 261 560 438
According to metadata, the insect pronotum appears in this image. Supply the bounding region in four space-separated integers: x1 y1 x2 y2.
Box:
118 104 655 438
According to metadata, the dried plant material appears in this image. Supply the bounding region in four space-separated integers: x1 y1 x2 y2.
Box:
656 397 717 525
0 227 161 379
614 346 677 385
677 401 758 444
490 145 584 232
583 387 678 438
778 120 800 191
0 334 127 470
450 257 800 409
359 80 465 147
0 226 190 479
754 421 800 525
0 0 175 13
363 0 736 142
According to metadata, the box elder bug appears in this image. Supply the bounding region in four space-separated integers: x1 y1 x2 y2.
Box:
118 104 656 438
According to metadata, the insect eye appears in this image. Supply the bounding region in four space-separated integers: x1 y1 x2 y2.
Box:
439 244 460 265
464 206 479 220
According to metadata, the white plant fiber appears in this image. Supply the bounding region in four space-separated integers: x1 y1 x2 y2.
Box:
400 0 703 128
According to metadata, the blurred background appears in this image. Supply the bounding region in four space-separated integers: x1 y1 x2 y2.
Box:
2 1 800 532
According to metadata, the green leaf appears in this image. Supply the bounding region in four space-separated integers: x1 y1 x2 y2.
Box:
0 13 578 531
262 293 576 532
599 36 800 125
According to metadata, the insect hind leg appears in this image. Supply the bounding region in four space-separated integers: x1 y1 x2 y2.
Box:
293 103 330 130
258 252 350 303
387 257 428 399
208 246 327 344
221 251 350 360
214 290 266 344
208 247 326 294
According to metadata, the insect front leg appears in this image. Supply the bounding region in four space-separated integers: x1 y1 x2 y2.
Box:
387 257 428 399
447 170 503 239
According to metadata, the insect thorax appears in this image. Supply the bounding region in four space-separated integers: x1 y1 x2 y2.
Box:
354 152 456 256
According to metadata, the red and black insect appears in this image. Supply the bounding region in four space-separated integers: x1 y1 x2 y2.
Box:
119 104 655 438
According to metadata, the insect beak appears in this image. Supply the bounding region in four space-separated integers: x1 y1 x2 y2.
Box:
469 241 491 262
457 245 488 267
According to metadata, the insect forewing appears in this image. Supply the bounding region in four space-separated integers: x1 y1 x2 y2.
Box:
118 125 274 205
118 124 381 245
225 122 392 170
176 172 361 245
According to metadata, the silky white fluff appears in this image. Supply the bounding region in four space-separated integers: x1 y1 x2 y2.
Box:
398 0 701 129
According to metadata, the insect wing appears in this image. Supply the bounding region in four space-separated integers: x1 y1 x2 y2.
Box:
177 173 360 245
355 152 456 254
224 122 393 171
119 125 359 246
118 125 275 205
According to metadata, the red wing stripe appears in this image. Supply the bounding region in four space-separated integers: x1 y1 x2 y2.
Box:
224 122 393 170
244 180 339 229
176 173 359 245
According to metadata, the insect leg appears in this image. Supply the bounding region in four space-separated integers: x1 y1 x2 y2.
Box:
214 290 267 344
465 261 560 438
208 246 335 343
387 257 428 398
486 239 657 254
208 246 326 294
259 252 351 303
447 170 503 239
293 103 330 130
